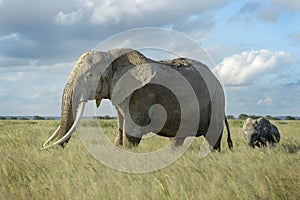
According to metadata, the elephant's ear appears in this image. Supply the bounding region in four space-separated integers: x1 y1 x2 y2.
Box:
111 63 156 106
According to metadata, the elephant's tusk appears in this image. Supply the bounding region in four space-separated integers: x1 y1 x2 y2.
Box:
41 125 60 149
41 101 86 150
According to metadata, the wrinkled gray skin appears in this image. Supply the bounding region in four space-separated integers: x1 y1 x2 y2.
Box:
43 48 233 151
242 117 280 148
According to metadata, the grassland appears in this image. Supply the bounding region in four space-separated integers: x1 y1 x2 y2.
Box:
0 119 299 199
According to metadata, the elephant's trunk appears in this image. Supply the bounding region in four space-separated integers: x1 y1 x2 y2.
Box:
56 83 75 143
42 70 86 149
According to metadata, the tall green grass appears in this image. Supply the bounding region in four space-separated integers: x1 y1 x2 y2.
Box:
0 120 299 199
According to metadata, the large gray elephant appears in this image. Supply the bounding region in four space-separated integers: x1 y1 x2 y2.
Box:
42 48 233 151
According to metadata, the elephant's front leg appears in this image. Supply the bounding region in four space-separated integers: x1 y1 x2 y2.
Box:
122 132 142 147
114 128 123 146
114 110 124 146
122 120 142 148
170 137 186 147
114 111 141 147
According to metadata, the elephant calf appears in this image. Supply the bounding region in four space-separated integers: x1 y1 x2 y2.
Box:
242 117 280 148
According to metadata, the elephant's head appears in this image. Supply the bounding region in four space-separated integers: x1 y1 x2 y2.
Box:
42 48 132 149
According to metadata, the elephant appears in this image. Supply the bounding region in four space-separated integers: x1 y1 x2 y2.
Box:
242 117 280 148
42 48 233 151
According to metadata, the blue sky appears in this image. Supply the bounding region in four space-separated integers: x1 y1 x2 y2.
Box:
0 0 299 117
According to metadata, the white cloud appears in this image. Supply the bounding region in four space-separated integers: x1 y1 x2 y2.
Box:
54 10 82 26
6 72 24 81
214 49 294 86
28 91 42 100
50 86 60 93
54 0 228 25
257 96 272 105
0 60 75 115
0 33 20 41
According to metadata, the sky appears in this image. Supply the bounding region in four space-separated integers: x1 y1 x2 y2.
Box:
0 0 299 117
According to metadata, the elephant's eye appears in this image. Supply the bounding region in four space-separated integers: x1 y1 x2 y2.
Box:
86 72 91 77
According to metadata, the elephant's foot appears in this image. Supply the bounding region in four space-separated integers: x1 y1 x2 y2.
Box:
170 137 186 147
210 134 222 152
114 128 123 146
123 133 141 148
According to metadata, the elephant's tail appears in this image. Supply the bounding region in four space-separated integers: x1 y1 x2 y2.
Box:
225 117 233 150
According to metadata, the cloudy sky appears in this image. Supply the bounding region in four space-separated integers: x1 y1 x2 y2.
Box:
0 0 299 117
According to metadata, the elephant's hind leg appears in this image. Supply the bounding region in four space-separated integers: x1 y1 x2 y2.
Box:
207 131 222 152
212 134 222 151
204 128 223 152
